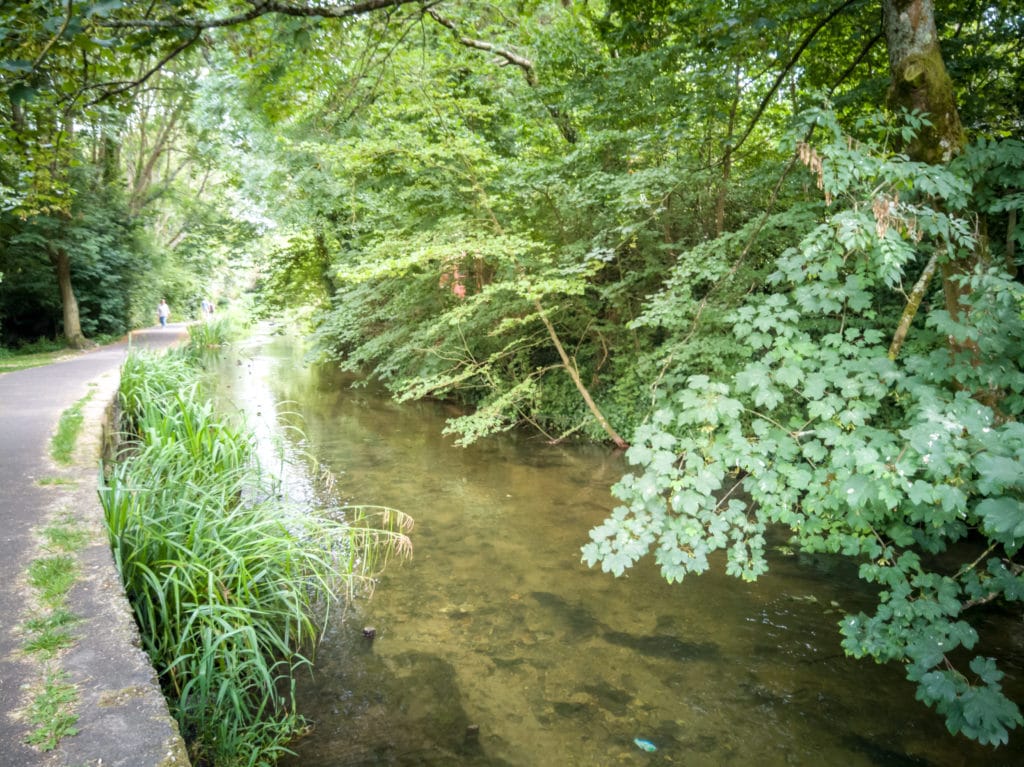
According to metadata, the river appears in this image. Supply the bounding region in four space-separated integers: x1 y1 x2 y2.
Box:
215 327 1022 767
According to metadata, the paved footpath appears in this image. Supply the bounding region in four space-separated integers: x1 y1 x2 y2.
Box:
0 325 191 767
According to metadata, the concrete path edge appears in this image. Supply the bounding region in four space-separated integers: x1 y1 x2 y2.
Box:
0 332 191 767
39 368 190 767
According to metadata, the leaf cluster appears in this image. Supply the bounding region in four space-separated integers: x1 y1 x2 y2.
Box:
584 112 1024 745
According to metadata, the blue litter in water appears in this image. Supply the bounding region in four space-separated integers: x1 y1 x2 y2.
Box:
634 738 657 752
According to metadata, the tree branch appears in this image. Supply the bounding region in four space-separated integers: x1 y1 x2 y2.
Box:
99 0 427 31
424 7 577 143
828 30 884 99
888 250 938 360
31 0 74 74
535 300 628 449
732 0 869 157
81 31 202 108
426 8 537 85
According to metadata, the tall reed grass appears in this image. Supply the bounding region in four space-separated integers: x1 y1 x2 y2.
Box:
186 315 236 354
100 348 412 766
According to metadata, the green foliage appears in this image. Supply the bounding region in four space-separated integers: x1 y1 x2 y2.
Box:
186 314 238 353
584 111 1024 746
28 555 78 610
4 0 1021 748
240 5 798 446
103 348 412 765
22 609 79 656
1 165 144 344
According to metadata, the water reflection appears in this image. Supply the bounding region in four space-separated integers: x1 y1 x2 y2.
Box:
215 328 1022 767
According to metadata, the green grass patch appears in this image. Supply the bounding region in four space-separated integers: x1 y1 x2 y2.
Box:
24 670 79 750
102 347 413 765
21 537 84 747
0 340 78 373
27 555 77 610
50 391 95 465
42 522 89 552
36 476 78 487
17 473 89 753
22 608 79 656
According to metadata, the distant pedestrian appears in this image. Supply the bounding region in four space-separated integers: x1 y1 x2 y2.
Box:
201 298 213 318
158 299 170 327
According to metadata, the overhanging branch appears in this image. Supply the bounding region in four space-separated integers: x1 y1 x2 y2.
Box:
426 8 537 85
99 0 427 31
425 8 577 143
81 30 201 108
732 0 870 157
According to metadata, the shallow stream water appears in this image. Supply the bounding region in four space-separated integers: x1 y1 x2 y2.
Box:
217 328 1023 767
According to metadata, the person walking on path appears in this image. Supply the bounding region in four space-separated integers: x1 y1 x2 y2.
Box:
157 299 171 327
0 327 190 767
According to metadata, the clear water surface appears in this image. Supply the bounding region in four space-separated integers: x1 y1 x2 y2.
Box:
216 328 1023 767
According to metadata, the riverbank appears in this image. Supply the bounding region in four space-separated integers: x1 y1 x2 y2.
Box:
0 327 190 767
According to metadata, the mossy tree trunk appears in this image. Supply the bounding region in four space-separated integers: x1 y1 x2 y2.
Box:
882 0 964 164
881 0 972 352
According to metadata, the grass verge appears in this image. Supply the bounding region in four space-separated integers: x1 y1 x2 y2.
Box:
0 343 75 373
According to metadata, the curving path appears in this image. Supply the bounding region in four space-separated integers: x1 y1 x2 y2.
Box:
0 325 190 767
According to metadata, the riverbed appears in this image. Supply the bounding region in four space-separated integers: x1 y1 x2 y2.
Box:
216 328 1023 767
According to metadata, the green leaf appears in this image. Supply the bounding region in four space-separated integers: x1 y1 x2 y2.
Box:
87 1 126 18
7 83 36 105
975 497 1024 540
0 60 33 73
975 454 1024 494
843 475 873 510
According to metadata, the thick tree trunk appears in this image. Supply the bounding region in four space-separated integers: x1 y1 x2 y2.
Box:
50 248 90 349
882 0 964 164
882 0 971 353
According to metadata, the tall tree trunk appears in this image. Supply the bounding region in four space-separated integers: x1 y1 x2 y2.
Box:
129 102 183 215
50 247 90 349
882 0 970 350
882 0 964 164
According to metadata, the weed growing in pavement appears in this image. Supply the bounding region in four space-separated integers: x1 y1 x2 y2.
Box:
36 476 78 486
19 512 89 749
50 389 95 465
24 670 79 750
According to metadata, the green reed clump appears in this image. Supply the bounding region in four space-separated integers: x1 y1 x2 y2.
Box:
101 349 412 766
186 315 237 355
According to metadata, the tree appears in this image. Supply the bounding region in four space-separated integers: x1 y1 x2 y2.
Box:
584 0 1024 746
1 1 429 346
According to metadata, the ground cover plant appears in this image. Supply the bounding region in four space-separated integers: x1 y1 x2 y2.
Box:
101 348 412 766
